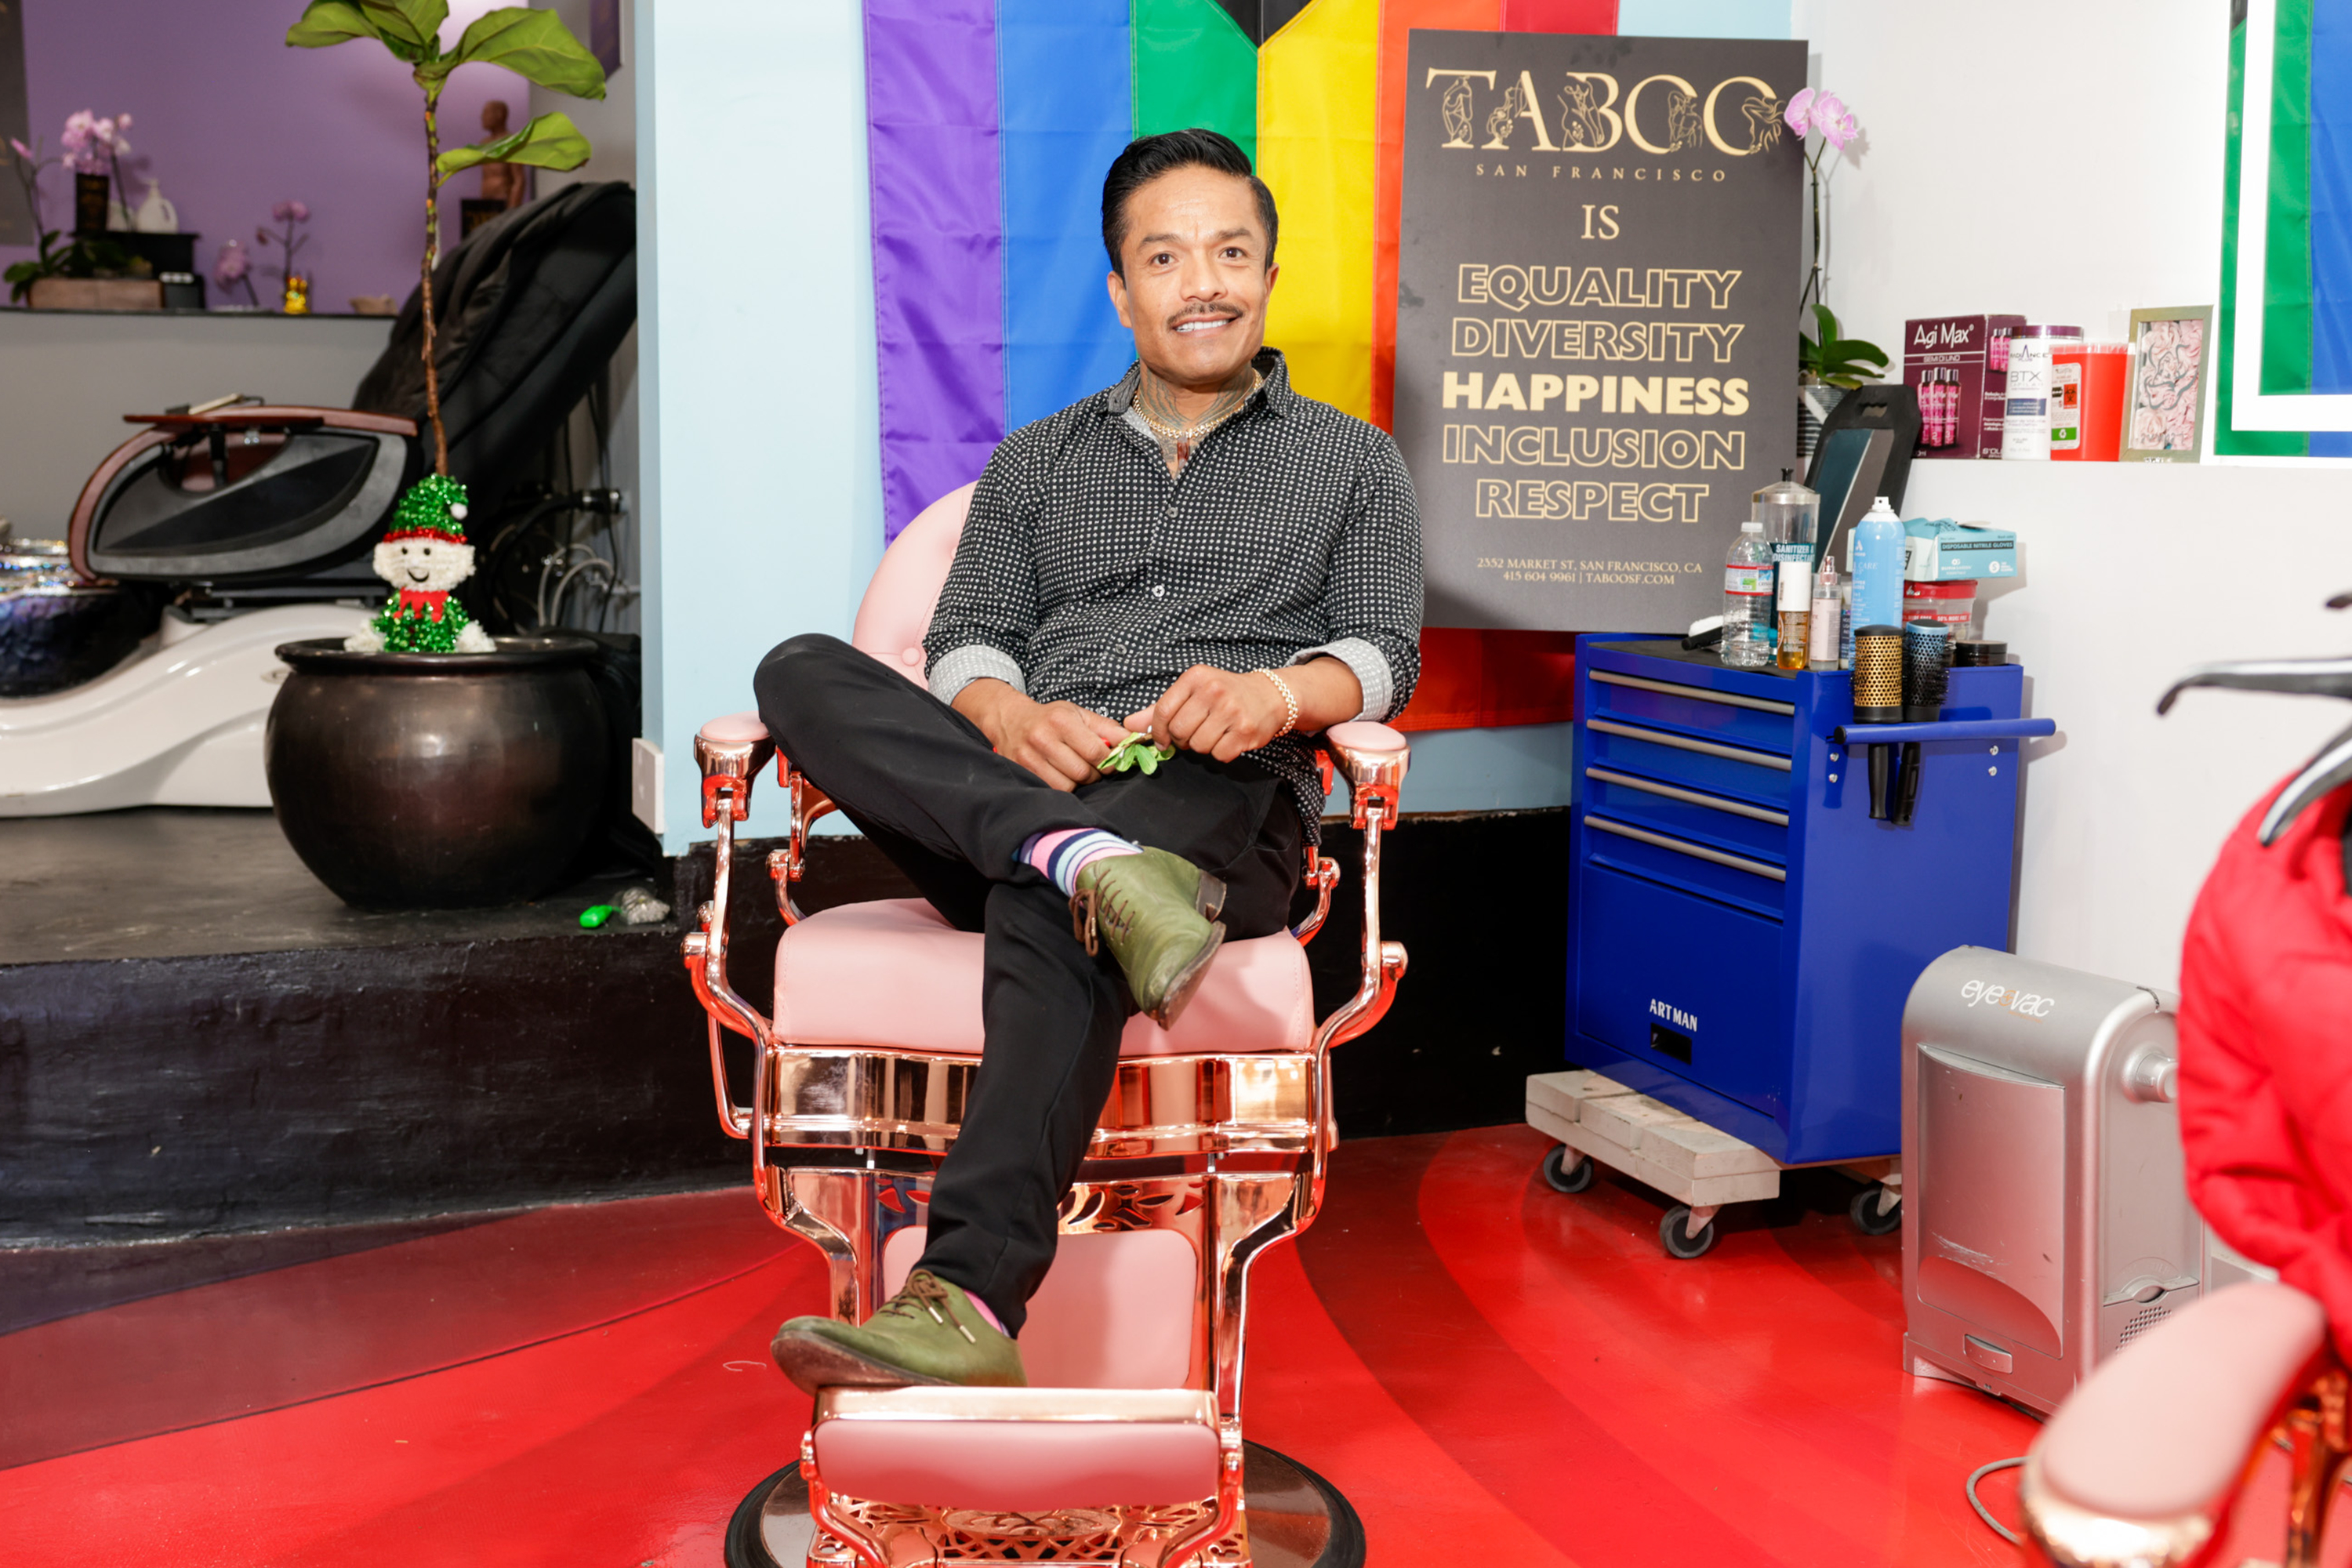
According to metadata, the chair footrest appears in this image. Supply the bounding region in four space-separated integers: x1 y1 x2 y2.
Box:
813 1386 1222 1513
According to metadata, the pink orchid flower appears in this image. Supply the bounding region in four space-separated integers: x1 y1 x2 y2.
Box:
1811 91 1859 151
1784 86 1817 136
214 238 250 285
272 199 310 223
7 138 31 163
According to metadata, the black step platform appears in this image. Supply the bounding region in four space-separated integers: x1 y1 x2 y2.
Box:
1 805 1567 1247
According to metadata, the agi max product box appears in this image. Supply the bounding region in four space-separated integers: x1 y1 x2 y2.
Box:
1905 314 2026 459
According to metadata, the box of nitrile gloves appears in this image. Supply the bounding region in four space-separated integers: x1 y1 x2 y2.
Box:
1904 517 2018 582
1904 314 2026 459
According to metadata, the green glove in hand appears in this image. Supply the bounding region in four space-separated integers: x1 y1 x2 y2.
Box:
1098 731 1177 775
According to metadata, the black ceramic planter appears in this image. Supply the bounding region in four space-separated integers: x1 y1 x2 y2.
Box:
265 636 610 910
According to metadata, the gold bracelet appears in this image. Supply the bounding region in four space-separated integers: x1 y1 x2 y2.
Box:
1258 667 1299 740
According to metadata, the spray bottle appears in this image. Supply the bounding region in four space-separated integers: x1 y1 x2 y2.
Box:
1849 496 1906 633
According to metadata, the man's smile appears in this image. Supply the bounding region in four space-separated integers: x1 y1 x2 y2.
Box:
1173 314 1239 335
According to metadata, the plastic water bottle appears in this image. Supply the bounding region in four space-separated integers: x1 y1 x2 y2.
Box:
1849 496 1907 632
1722 520 1774 667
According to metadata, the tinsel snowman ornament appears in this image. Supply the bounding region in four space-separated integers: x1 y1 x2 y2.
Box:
344 474 496 654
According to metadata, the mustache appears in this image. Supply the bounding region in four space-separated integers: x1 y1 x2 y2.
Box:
1166 307 1243 329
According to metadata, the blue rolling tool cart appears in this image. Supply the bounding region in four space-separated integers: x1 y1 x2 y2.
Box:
1532 634 2051 1256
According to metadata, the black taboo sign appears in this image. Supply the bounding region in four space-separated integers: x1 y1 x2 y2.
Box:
1396 31 1804 631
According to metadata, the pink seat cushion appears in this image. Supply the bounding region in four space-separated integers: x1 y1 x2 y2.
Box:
2034 1281 2328 1519
850 483 973 684
813 1388 1219 1512
774 898 1312 1056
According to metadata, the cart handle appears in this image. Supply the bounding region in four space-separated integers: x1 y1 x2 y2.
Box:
1831 717 2057 746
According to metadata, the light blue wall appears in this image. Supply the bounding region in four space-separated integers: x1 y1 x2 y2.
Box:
638 0 884 848
1620 0 1793 36
636 0 1789 846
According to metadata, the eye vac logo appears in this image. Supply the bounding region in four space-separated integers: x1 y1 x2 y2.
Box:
1426 67 1787 158
1959 978 2056 1018
1649 998 1697 1032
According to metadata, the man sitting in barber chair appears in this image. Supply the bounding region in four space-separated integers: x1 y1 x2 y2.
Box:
755 129 1422 1392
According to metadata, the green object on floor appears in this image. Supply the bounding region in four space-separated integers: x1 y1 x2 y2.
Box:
579 904 616 928
769 1270 1027 1396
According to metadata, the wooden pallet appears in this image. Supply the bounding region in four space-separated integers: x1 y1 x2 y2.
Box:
1526 1069 1899 1255
1527 1069 1782 1208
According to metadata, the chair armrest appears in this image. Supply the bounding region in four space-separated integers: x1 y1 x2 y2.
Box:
682 713 779 1148
1325 720 1408 829
2020 1281 2334 1567
693 710 775 826
1313 720 1410 1058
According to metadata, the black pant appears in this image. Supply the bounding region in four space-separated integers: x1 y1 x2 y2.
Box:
753 634 1303 1334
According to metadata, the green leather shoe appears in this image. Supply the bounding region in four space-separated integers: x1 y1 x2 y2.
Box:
1072 848 1227 1029
770 1271 1026 1395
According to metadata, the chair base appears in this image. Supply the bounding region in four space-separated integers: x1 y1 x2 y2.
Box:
724 1441 1366 1568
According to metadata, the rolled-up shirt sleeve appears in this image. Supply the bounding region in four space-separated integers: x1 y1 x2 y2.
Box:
923 442 1040 706
1294 432 1422 723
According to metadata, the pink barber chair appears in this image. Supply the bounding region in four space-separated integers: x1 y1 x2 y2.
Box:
684 484 1406 1568
2016 1281 2345 1568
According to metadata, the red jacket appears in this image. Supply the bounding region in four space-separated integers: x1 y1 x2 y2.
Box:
2179 781 2352 1347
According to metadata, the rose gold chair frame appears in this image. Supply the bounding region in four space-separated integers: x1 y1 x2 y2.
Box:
683 724 1406 1568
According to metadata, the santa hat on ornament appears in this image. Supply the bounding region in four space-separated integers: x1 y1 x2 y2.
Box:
385 474 472 544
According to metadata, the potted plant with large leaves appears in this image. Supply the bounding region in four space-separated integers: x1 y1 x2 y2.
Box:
264 2 615 910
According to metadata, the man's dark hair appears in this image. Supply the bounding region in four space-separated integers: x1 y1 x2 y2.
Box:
1101 129 1279 276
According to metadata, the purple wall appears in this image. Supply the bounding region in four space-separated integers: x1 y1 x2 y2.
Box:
2 0 528 310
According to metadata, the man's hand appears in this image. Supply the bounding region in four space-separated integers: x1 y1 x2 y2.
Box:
1123 666 1289 764
1125 658 1367 763
956 679 1128 790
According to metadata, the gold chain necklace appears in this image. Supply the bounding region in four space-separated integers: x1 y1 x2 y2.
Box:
1135 368 1262 466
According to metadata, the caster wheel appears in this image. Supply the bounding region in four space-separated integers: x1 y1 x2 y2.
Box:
1849 1185 1902 1236
1540 1145 1595 1194
1659 1204 1719 1259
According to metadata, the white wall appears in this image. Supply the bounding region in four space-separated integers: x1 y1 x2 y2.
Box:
1793 0 2352 987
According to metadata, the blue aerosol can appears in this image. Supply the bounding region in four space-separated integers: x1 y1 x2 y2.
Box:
1849 496 1906 633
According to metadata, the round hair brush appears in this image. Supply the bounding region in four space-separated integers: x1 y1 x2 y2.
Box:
1852 626 1904 820
1895 622 1954 826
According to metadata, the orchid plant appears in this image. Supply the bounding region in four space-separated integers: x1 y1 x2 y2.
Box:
60 110 133 184
212 237 261 307
286 2 604 476
1783 87 1886 387
258 199 313 304
3 131 138 304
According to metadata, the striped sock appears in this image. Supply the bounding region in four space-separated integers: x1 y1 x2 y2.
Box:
1021 827 1141 895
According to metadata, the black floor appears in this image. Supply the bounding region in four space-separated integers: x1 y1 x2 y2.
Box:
0 807 660 964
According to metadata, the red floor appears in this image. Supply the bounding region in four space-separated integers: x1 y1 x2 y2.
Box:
0 1123 2269 1566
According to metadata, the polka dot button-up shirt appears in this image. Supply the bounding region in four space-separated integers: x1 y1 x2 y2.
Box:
925 350 1425 840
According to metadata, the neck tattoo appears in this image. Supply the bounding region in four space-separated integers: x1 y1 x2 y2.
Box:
1134 362 1262 472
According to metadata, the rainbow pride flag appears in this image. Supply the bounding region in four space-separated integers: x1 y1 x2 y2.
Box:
859 0 1798 724
863 0 1621 539
2220 0 2352 456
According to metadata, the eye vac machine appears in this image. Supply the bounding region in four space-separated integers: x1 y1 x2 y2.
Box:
1899 947 2199 1416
